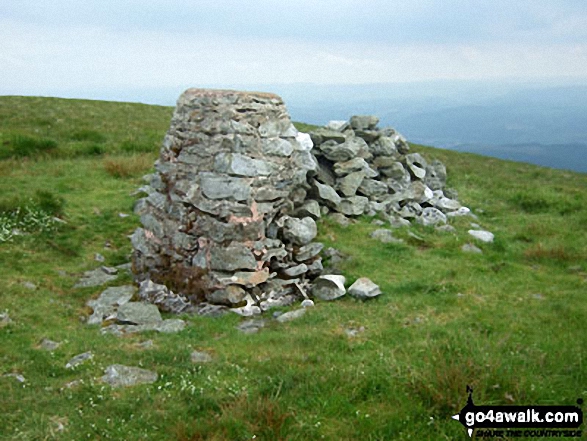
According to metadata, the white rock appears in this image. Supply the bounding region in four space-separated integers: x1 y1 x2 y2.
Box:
295 132 314 151
468 230 494 243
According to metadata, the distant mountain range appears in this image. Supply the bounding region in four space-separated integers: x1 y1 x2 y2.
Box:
277 81 587 174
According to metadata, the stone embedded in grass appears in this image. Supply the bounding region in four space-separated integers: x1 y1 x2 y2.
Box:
39 338 61 351
275 308 306 323
0 311 13 327
468 229 494 243
101 364 158 388
116 302 162 325
435 224 457 233
348 278 382 300
65 351 93 369
236 319 267 334
74 266 118 288
3 373 26 383
461 243 483 254
312 275 346 301
138 280 191 314
417 207 447 226
21 281 37 290
191 350 213 363
370 229 404 244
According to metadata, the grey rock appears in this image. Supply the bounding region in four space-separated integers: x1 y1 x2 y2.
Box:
39 338 61 351
261 138 294 157
306 258 324 277
336 196 369 216
301 299 315 308
282 217 317 246
462 243 483 254
319 137 366 162
370 137 398 157
101 364 158 388
0 311 12 327
4 373 26 383
348 277 382 300
191 350 213 363
371 219 385 226
101 266 118 276
276 308 306 323
417 207 447 226
21 281 37 290
358 178 388 198
312 275 346 301
354 129 381 143
338 171 365 197
424 160 447 190
405 153 428 179
468 230 494 243
309 128 347 145
153 319 186 333
74 267 119 288
138 280 190 314
333 157 377 177
446 207 472 217
116 302 162 325
200 174 251 201
88 285 135 310
312 180 341 207
94 253 105 263
295 200 321 220
236 319 266 334
295 242 324 262
66 351 93 369
210 244 257 271
435 197 461 212
137 340 154 349
198 303 229 317
370 229 404 244
435 224 457 233
282 263 308 277
325 120 349 131
349 115 379 130
344 326 365 338
214 153 273 177
206 285 247 306
383 214 411 228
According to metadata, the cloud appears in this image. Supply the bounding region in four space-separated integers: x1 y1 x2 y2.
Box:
0 1 586 98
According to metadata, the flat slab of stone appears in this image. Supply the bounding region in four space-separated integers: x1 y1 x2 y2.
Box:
191 350 213 363
461 243 483 254
312 275 346 301
348 277 382 300
468 229 494 243
116 302 162 325
74 267 119 288
275 308 306 323
66 351 93 369
88 285 135 309
370 229 404 244
39 338 61 351
101 364 158 388
236 319 267 334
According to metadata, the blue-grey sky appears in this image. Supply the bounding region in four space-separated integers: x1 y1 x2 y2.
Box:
1 0 587 99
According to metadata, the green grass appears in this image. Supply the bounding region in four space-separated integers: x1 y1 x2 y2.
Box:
0 96 586 440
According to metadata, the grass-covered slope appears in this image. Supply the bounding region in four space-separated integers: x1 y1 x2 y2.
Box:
0 96 586 440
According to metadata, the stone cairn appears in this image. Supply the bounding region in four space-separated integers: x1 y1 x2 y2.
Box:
131 89 468 316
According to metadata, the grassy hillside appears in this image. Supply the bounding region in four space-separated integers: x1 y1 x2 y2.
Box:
0 96 586 440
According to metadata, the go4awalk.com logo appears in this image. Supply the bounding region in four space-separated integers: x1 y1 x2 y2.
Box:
451 386 584 438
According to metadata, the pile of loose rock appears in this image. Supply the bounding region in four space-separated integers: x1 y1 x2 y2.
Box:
307 116 464 227
130 88 475 316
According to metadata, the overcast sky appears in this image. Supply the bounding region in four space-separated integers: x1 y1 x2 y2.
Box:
1 0 587 101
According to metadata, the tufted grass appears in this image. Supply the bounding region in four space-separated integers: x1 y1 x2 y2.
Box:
0 96 586 440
